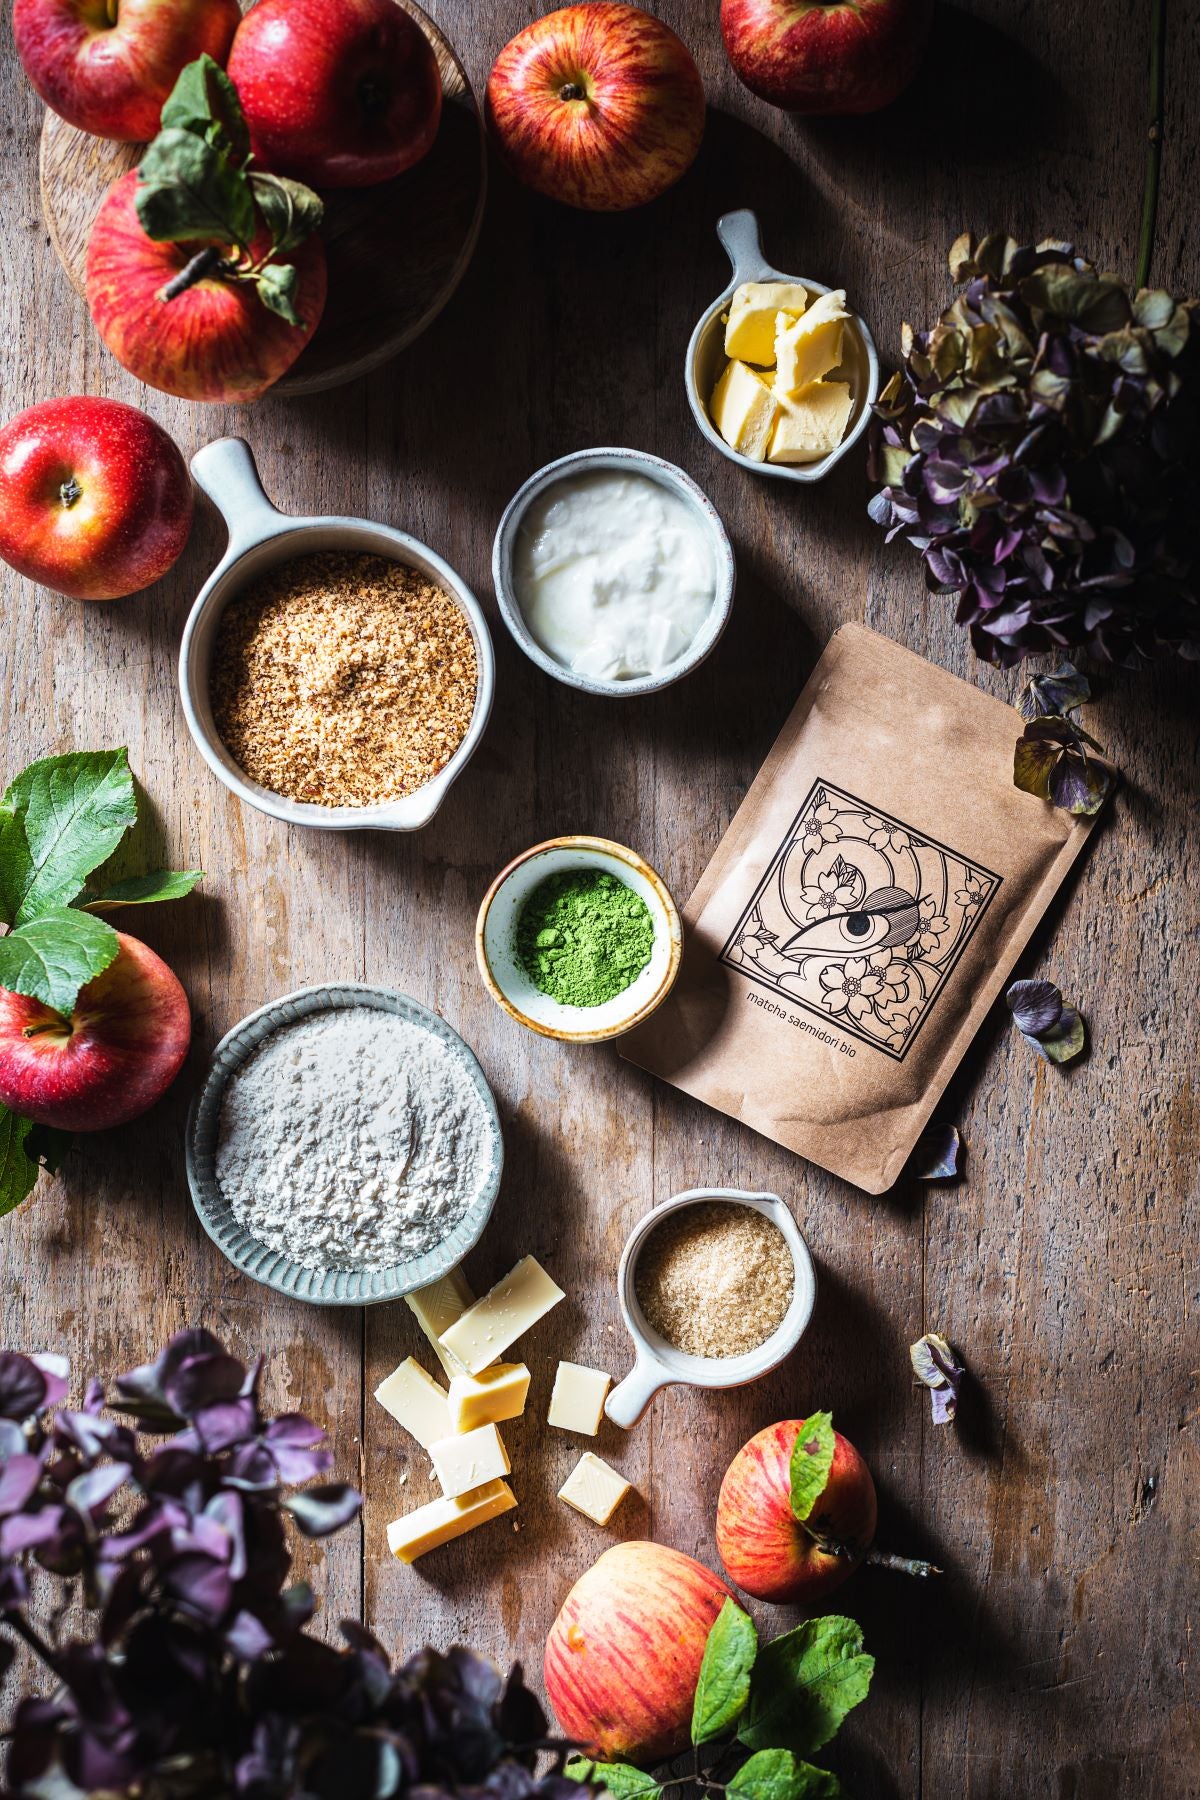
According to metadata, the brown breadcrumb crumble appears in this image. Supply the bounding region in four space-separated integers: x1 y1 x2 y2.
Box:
635 1202 794 1359
210 551 477 808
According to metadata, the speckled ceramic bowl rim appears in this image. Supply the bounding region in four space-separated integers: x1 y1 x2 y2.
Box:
475 835 684 1044
185 983 503 1306
491 447 736 698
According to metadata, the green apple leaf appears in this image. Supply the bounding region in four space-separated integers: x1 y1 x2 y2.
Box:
250 172 325 256
0 1110 41 1220
565 1760 661 1800
83 869 204 910
789 1411 836 1523
726 1750 848 1800
159 52 250 160
739 1617 874 1759
0 910 120 1014
136 128 256 249
692 1598 758 1745
0 750 138 928
254 259 305 327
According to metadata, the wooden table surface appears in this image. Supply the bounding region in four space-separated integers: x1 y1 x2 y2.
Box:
1 4 1197 1796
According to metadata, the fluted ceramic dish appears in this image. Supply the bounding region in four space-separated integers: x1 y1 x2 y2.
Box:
685 209 880 484
605 1188 817 1426
180 437 495 831
185 983 503 1306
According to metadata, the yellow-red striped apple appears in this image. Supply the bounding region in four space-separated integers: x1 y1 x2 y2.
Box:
544 1541 732 1761
720 0 933 115
486 3 705 212
716 1417 878 1604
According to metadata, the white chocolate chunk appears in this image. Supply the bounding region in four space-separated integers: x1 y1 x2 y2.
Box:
548 1361 611 1436
429 1423 512 1499
447 1362 531 1433
438 1255 565 1376
373 1357 451 1451
405 1267 476 1377
386 1480 516 1563
558 1452 632 1526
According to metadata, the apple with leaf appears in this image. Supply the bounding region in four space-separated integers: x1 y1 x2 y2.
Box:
0 748 203 1218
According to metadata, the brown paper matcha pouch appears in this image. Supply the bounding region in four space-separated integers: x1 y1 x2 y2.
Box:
621 623 1100 1193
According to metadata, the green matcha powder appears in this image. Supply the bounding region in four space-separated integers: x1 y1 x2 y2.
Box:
516 869 655 1008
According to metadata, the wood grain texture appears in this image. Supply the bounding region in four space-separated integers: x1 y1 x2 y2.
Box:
2 2 1197 1797
38 0 486 393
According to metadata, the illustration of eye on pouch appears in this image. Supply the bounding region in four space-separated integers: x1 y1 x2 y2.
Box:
620 624 1103 1193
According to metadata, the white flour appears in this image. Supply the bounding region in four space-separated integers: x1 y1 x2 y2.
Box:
215 1007 493 1273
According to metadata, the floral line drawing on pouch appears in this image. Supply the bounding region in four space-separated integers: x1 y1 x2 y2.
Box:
721 780 1002 1060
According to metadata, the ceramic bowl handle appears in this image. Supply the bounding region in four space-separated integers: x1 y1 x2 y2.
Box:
605 1349 671 1429
717 210 774 286
191 438 285 560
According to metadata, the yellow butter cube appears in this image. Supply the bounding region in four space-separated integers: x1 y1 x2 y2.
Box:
768 381 855 465
386 1480 516 1564
405 1267 475 1378
774 291 850 397
447 1362 531 1433
724 280 809 365
558 1452 632 1526
439 1255 564 1376
710 360 778 462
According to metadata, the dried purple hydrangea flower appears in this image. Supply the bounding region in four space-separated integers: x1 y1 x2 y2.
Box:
911 1123 962 1180
868 234 1200 668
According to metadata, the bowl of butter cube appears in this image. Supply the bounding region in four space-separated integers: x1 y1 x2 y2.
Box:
686 209 879 482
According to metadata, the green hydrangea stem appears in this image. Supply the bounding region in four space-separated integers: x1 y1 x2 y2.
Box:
1136 0 1166 290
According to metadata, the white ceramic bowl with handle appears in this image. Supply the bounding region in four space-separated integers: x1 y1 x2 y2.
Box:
686 209 880 484
605 1187 817 1428
179 437 495 831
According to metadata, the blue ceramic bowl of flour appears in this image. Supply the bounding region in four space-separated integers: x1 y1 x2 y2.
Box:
185 983 504 1306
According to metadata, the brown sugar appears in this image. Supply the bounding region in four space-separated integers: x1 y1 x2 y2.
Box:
210 551 477 808
634 1202 794 1359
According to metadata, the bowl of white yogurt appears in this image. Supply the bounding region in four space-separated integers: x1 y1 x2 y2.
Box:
492 448 735 697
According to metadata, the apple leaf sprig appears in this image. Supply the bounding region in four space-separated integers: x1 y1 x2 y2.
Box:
568 1599 874 1800
0 749 202 1218
1012 660 1116 816
135 54 324 325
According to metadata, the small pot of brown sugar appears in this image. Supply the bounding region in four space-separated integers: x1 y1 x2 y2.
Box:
605 1188 817 1428
179 438 495 831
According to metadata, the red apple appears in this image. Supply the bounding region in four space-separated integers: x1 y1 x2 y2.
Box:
544 1541 733 1762
720 0 933 114
716 1418 878 1604
486 3 705 212
0 397 192 602
13 0 240 142
86 170 327 404
226 0 442 190
0 933 191 1134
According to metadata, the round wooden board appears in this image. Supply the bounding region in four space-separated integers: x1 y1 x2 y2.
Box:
38 0 486 396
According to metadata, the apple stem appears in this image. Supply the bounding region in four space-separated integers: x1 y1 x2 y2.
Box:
105 0 118 24
59 477 82 510
22 1020 68 1041
159 246 226 304
865 1548 942 1579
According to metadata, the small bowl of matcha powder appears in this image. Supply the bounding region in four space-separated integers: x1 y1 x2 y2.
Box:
476 835 683 1043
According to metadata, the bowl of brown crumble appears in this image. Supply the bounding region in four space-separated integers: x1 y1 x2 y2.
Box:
179 437 495 832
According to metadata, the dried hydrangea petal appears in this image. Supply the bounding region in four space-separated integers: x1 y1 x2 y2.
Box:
1016 663 1091 722
1006 979 1064 1036
911 1124 962 1181
909 1332 965 1425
